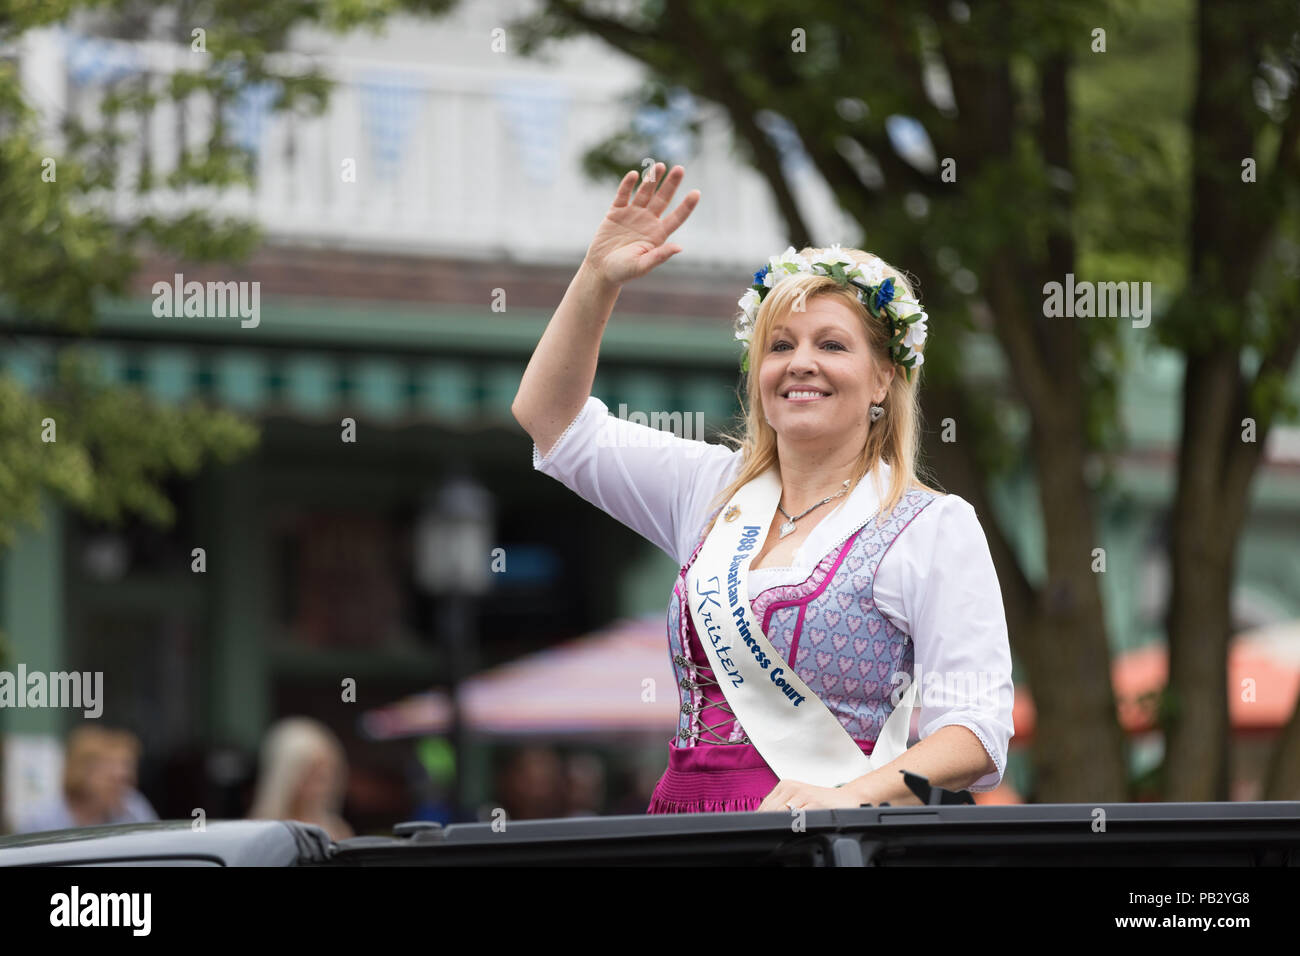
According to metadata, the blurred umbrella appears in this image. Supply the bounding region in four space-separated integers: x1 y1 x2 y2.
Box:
1012 620 1300 742
360 615 678 740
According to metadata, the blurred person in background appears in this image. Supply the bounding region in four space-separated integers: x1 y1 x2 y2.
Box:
248 717 354 840
408 737 455 825
15 726 157 833
493 745 566 820
610 753 672 815
563 751 606 816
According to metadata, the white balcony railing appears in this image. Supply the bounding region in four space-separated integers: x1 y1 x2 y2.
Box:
20 24 858 272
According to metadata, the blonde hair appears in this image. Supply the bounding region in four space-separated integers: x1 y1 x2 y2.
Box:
704 246 944 541
248 717 347 820
62 726 140 801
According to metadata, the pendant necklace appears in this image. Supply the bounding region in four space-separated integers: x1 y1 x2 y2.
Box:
776 479 852 539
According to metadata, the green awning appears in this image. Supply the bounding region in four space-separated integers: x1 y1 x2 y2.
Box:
1 292 746 432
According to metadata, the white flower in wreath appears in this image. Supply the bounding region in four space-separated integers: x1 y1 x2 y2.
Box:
854 258 887 287
890 296 924 319
903 346 925 369
812 244 853 271
902 313 928 349
765 246 810 286
734 307 752 336
738 287 761 322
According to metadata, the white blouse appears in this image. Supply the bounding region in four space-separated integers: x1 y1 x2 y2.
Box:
531 395 1015 792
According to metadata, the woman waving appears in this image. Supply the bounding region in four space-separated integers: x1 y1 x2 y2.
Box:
513 164 1013 813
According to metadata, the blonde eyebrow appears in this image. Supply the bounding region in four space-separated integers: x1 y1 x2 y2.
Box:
771 325 848 337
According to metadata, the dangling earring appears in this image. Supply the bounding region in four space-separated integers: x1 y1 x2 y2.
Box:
869 403 884 422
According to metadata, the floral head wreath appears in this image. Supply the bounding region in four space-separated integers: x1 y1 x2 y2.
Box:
734 245 928 380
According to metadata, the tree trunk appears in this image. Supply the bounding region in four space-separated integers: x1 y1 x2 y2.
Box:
979 254 1128 802
1264 700 1300 800
1163 350 1241 800
1023 402 1130 801
1162 0 1300 800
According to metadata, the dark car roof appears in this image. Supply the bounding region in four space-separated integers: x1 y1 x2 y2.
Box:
5 802 1300 866
0 820 331 866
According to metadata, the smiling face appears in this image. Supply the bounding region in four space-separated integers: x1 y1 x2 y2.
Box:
758 294 893 446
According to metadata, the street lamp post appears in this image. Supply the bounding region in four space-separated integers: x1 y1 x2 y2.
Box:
414 474 493 822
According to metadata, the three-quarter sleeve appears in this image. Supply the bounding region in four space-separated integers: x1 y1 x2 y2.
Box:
531 395 740 564
879 494 1015 792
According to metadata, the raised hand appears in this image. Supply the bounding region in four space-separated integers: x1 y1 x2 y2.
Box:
583 163 700 286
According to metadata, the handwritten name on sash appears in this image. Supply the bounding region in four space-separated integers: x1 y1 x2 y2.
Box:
692 575 742 687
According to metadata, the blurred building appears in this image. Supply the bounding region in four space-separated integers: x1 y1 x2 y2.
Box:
1 0 1299 823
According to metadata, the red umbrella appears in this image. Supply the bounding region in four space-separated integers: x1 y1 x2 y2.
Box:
361 615 680 739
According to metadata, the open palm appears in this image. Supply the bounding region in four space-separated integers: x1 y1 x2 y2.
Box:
585 163 700 285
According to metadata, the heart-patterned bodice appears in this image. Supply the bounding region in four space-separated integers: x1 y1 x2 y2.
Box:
666 487 940 747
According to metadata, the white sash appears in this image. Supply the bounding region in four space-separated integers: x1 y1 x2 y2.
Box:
685 466 918 788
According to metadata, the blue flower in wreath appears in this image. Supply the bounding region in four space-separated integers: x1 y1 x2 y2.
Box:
753 265 770 287
873 277 895 311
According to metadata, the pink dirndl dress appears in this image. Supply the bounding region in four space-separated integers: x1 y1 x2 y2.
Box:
646 489 939 813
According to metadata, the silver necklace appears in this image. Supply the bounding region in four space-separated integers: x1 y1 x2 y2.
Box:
776 479 852 539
